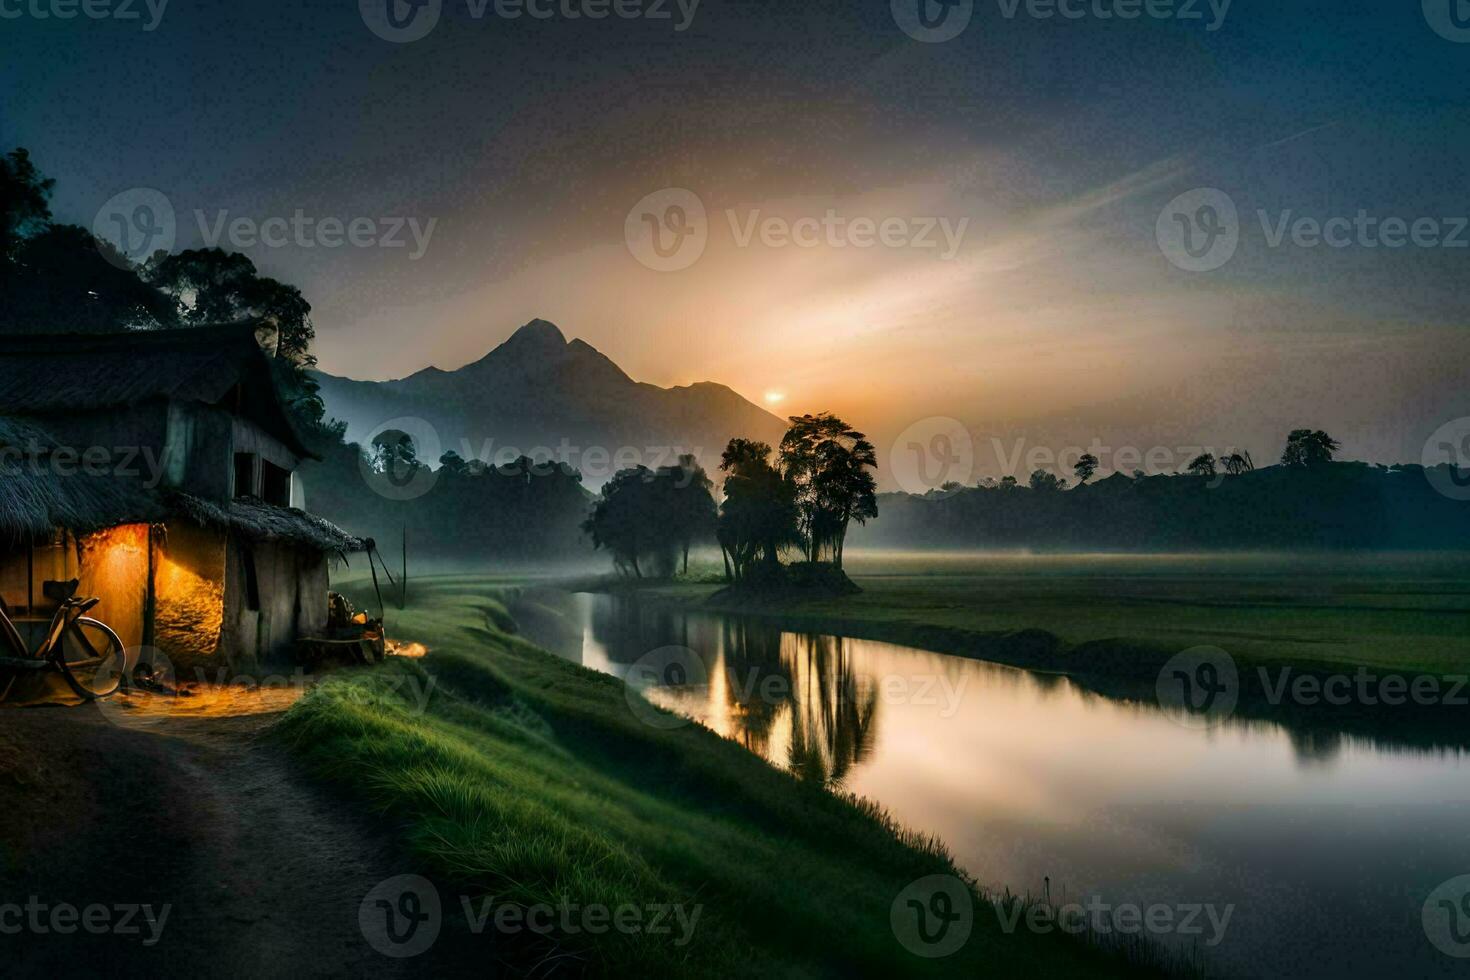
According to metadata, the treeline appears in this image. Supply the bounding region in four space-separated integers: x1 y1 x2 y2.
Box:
853 461 1470 551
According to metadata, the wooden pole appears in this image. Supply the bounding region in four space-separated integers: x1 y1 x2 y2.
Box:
400 525 407 610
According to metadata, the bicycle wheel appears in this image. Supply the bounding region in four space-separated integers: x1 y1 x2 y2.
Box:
56 617 127 700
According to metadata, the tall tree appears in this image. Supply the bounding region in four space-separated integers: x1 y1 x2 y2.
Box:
718 439 799 582
145 247 325 431
1281 430 1341 468
0 148 54 261
778 413 879 565
1074 453 1099 485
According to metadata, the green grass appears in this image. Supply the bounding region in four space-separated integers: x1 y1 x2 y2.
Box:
606 550 1470 679
275 578 1166 978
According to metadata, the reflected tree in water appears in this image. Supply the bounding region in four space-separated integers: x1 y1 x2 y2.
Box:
785 634 879 786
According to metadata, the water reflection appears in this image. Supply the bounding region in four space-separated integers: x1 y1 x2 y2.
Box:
521 590 1470 979
584 595 881 786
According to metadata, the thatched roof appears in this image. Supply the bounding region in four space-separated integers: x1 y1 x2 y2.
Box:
0 461 166 545
0 417 364 552
170 493 367 553
0 324 316 459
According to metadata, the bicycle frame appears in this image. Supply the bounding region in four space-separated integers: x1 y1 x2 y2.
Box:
0 597 98 671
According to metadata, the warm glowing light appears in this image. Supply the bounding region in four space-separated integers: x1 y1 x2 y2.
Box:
763 391 786 405
387 640 429 658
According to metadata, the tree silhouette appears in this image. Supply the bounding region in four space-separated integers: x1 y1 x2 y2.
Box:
664 454 717 575
1187 453 1217 478
1221 451 1254 476
717 439 800 583
0 148 54 261
778 413 878 566
1074 453 1099 485
1281 430 1341 468
1028 469 1067 491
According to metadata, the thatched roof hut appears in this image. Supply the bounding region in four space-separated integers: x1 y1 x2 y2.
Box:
0 325 366 676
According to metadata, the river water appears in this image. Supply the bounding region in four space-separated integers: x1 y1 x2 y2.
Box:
527 591 1470 978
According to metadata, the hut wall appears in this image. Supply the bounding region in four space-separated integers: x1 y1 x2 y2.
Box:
76 525 150 652
0 540 69 614
151 521 226 674
161 402 234 503
232 416 301 475
220 538 329 673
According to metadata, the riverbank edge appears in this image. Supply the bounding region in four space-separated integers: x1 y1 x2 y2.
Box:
561 576 1470 752
288 579 1191 978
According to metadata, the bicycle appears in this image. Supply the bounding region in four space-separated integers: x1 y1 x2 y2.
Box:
0 578 127 702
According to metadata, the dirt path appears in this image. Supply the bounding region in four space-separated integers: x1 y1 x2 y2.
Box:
0 693 422 978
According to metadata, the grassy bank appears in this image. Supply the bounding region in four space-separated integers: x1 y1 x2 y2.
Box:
276 578 1161 977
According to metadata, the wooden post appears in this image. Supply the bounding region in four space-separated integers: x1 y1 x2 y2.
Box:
400 525 408 610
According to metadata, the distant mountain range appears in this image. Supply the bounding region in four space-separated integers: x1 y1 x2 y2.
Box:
312 319 786 483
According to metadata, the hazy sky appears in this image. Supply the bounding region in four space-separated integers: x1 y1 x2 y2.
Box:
4 0 1468 479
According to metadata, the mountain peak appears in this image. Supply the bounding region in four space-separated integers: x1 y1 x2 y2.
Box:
509 318 566 347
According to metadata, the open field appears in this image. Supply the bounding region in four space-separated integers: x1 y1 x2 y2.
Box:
595 550 1470 679
290 577 1172 977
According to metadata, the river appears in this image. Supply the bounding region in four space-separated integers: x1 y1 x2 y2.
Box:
521 591 1470 978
